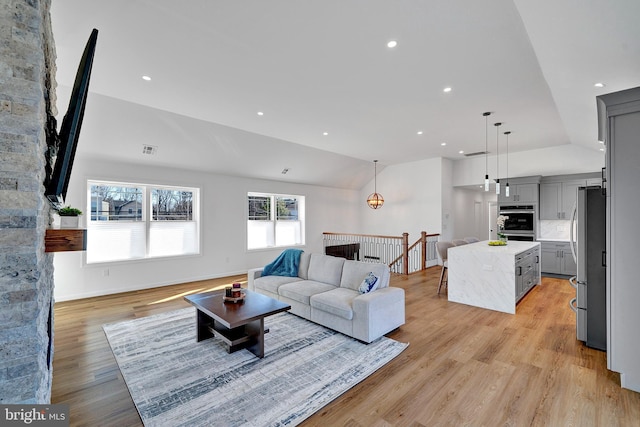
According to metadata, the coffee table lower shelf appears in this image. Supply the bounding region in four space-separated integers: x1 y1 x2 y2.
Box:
207 323 270 348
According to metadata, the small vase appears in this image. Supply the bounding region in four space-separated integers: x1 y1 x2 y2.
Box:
60 216 79 228
498 234 508 244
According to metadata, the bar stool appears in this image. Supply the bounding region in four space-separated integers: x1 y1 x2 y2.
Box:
436 241 455 294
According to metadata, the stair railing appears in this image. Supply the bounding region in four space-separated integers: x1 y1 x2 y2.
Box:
322 231 440 274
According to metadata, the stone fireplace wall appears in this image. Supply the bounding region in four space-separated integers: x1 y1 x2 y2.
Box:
0 0 56 403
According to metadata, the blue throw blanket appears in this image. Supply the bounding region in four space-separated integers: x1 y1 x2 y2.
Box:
263 249 303 277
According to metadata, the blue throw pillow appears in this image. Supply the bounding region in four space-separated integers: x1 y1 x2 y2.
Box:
359 272 379 294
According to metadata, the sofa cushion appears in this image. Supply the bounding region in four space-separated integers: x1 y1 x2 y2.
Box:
340 260 389 291
307 254 345 286
298 252 311 280
310 288 358 320
278 280 337 305
254 275 300 295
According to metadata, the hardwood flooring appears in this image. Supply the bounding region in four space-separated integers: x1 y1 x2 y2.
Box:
51 269 640 426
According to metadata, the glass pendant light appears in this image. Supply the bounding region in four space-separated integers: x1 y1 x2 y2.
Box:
504 131 511 197
483 112 491 191
494 122 502 195
367 160 384 209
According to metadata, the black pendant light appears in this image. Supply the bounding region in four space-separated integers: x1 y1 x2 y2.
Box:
494 122 502 195
367 160 384 209
483 112 491 191
504 131 511 197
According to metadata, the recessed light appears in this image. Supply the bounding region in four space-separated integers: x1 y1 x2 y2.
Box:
257 111 264 116
387 40 398 48
459 150 464 154
441 142 447 146
594 82 606 88
598 140 604 144
443 87 452 93
323 132 328 136
417 131 423 135
600 148 605 152
142 75 151 81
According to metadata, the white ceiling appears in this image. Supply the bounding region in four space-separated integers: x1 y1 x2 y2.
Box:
50 0 640 189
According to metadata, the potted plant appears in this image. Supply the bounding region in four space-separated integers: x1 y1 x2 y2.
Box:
57 206 83 228
496 214 509 244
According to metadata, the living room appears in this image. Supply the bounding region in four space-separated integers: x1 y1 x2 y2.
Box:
2 0 640 425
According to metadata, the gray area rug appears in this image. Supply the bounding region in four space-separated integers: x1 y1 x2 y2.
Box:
103 308 408 426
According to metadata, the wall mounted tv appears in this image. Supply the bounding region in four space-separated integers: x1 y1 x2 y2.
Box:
45 28 98 208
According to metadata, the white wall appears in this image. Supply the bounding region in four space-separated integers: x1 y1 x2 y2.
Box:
53 155 360 301
358 158 444 242
440 159 453 240
452 144 605 187
451 188 497 241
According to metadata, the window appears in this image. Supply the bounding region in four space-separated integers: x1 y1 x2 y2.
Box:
87 181 200 263
247 192 305 250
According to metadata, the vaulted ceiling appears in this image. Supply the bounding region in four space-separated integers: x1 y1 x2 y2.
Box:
50 0 640 189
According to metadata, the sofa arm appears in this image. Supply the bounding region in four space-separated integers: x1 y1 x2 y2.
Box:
352 287 405 343
247 267 264 291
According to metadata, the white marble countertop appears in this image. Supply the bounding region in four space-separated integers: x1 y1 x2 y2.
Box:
449 240 540 256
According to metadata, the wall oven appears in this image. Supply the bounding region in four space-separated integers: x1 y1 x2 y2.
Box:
499 205 536 239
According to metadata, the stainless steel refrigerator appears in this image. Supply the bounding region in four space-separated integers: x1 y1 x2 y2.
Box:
569 186 607 351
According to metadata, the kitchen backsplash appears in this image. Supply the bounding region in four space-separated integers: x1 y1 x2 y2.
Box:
539 220 572 240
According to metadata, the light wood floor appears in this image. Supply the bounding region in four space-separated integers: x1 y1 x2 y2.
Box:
51 269 640 426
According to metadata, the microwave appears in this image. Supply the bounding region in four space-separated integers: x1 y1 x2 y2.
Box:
499 205 536 236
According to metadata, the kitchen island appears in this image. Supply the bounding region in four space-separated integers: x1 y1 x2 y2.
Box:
447 241 541 314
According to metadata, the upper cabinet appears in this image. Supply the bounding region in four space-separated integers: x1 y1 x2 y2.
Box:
539 173 602 220
498 177 541 205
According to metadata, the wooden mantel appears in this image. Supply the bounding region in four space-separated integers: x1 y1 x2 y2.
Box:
45 228 87 253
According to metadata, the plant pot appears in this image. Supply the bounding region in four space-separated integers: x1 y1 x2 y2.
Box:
60 216 79 229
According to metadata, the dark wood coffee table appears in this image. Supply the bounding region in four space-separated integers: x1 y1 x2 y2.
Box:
184 289 290 358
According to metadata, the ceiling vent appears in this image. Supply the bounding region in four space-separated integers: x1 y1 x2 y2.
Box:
464 151 488 157
142 144 158 155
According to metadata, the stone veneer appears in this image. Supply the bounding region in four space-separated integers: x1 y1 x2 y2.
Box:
0 0 57 403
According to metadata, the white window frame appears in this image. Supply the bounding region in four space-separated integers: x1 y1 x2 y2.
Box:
247 192 305 250
86 180 200 264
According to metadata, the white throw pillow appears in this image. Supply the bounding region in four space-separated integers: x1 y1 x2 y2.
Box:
358 272 379 294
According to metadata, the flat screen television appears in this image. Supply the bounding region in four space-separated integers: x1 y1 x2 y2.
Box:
45 28 98 208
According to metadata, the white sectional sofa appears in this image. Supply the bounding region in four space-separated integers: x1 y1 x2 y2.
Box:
247 252 405 343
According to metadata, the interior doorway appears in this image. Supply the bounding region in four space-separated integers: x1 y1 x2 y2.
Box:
489 202 498 240
474 201 483 239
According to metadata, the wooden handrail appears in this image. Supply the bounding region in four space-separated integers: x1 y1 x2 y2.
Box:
388 232 440 272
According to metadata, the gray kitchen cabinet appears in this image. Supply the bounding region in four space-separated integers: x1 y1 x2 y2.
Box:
499 182 539 204
539 180 583 219
540 241 576 276
539 182 561 219
515 247 539 302
539 174 601 220
561 180 583 219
